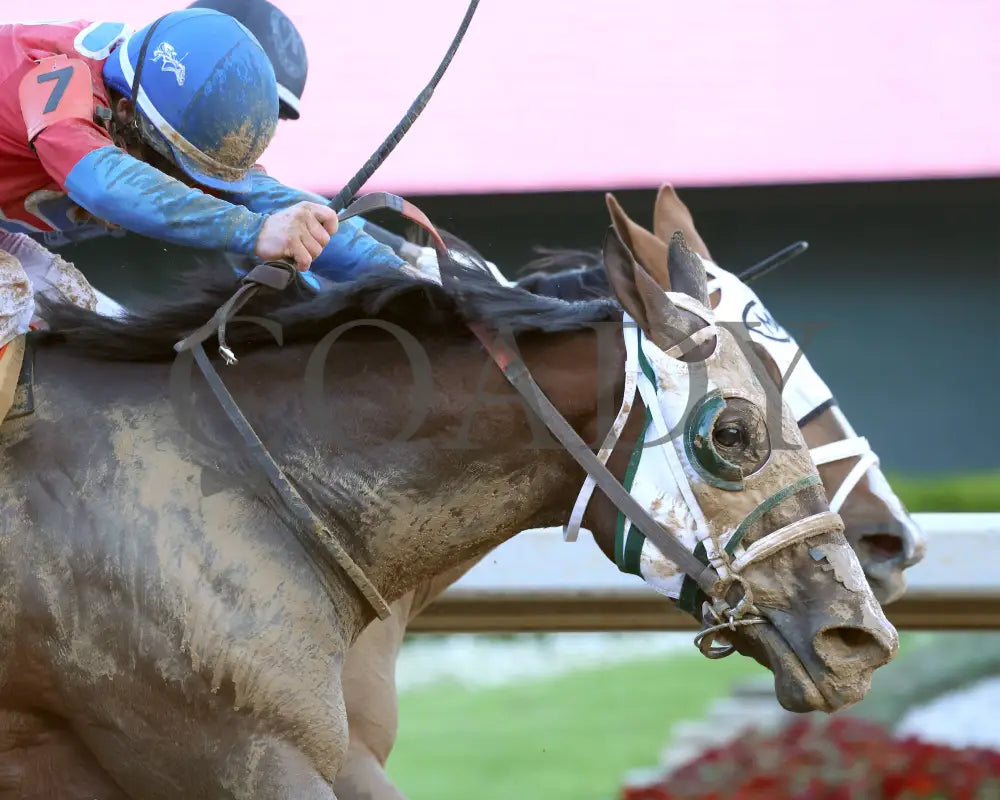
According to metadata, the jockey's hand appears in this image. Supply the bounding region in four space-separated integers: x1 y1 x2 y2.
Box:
254 202 340 270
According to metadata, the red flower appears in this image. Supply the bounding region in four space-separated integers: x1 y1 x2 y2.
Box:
622 717 1000 800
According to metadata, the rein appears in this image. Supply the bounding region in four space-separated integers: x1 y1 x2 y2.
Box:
464 319 725 598
152 0 835 652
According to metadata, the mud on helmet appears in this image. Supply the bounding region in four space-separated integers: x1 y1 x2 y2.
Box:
186 0 308 120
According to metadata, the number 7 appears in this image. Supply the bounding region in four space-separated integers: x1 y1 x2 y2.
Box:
37 66 74 114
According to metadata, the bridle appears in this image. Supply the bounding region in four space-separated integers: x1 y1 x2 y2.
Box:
173 191 842 662
809 435 879 513
560 294 842 658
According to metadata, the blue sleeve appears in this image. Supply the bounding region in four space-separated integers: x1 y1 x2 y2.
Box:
64 147 265 255
223 170 408 282
223 168 328 211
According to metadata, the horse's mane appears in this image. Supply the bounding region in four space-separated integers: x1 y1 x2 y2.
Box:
34 236 620 362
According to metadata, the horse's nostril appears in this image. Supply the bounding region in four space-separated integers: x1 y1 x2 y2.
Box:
860 533 904 563
828 627 870 649
813 625 891 668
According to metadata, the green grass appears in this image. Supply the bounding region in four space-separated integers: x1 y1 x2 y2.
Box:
387 650 768 800
888 471 1000 512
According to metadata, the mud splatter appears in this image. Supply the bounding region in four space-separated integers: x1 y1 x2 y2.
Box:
808 541 868 594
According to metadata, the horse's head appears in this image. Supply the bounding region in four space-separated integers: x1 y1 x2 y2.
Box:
647 184 927 604
583 224 897 713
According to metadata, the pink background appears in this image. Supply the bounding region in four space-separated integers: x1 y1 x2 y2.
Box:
22 0 1000 195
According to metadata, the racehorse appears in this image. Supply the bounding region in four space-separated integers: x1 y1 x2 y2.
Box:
331 187 925 800
0 221 895 799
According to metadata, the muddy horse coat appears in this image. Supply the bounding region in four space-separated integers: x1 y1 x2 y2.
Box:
0 231 894 798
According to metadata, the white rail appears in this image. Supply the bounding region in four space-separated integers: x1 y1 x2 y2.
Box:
444 513 997 595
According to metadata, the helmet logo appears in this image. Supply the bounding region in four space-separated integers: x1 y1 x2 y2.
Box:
151 42 187 87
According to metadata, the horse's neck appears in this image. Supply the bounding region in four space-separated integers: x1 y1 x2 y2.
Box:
241 328 613 632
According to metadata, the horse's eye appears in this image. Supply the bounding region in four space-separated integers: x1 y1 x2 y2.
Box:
713 423 746 449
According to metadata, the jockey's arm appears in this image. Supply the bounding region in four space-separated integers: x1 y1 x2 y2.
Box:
37 122 404 279
220 169 407 280
43 131 266 254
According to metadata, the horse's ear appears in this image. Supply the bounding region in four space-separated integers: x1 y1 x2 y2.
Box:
633 263 696 353
667 230 709 307
602 226 650 330
605 193 670 289
603 226 703 353
653 183 713 261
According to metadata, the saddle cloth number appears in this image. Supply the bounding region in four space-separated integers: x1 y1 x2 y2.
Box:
19 55 97 142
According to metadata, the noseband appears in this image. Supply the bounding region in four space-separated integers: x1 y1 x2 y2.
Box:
174 192 842 658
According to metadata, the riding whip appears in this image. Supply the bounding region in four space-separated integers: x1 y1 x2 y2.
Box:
330 0 481 213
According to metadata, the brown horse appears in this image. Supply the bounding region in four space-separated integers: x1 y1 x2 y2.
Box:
331 188 924 800
0 224 894 798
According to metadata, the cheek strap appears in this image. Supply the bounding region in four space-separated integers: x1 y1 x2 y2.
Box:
563 321 640 541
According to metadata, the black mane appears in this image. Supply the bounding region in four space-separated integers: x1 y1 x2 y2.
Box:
34 241 619 362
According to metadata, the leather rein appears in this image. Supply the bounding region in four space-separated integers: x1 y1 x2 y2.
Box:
173 191 729 623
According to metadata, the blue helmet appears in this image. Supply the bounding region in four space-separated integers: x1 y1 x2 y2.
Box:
103 8 279 192
186 0 308 120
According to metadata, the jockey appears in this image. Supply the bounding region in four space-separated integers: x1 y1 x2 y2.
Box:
0 9 409 422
